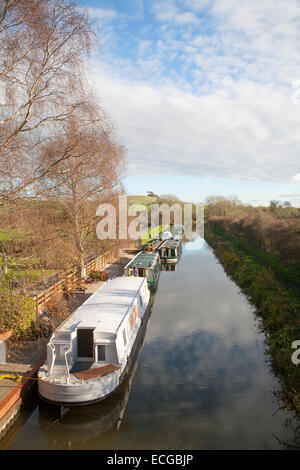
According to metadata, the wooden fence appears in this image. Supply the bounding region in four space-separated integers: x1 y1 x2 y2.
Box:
32 247 119 314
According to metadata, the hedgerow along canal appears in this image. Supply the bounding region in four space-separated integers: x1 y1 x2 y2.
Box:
1 237 298 449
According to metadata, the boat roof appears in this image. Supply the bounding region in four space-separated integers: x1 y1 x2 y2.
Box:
124 251 159 269
54 277 146 336
159 239 181 248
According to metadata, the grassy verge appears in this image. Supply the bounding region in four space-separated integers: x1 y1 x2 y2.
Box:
205 222 300 417
208 223 300 292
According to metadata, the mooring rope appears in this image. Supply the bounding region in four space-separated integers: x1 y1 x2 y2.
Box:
0 374 82 384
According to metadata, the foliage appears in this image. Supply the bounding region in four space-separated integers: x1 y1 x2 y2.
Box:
0 290 36 336
205 199 300 267
88 270 107 281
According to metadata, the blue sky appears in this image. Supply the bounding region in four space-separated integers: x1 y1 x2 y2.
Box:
79 0 300 206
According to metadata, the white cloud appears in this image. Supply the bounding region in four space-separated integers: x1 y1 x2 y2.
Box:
153 0 200 25
89 61 300 183
179 0 211 11
292 174 300 183
86 7 117 22
84 0 300 185
138 40 153 57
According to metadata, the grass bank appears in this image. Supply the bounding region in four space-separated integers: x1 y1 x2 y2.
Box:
205 222 300 416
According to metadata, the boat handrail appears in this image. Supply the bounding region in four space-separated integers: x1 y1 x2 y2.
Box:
64 348 72 384
47 343 56 375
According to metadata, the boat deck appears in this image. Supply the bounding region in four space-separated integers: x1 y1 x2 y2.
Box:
40 361 120 383
73 364 120 380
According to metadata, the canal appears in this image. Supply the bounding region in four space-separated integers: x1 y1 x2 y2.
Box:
1 237 298 449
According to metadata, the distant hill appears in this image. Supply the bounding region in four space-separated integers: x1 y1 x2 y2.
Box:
127 195 158 208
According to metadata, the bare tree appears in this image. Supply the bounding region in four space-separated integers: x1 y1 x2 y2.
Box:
40 113 125 276
0 0 94 202
269 200 280 215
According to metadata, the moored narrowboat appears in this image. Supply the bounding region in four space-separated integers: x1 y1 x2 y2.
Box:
158 239 182 263
38 303 152 440
38 277 150 406
161 230 173 240
172 224 184 240
124 251 160 290
143 239 163 252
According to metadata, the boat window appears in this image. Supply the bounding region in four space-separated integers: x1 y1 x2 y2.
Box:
138 268 145 277
130 312 135 329
134 303 138 320
123 329 127 346
97 345 106 362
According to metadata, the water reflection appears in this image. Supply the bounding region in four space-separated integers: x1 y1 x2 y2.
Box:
160 262 179 271
38 356 140 449
2 237 299 449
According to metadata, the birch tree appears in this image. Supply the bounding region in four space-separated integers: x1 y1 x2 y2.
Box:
0 0 93 202
41 113 125 276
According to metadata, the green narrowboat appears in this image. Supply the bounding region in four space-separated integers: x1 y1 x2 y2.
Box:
124 251 161 290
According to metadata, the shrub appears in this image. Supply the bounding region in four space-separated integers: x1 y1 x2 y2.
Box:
0 290 36 336
88 270 107 281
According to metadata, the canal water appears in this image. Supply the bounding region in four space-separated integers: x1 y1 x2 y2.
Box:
1 237 298 449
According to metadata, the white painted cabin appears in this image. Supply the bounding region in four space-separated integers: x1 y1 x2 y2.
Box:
38 277 150 406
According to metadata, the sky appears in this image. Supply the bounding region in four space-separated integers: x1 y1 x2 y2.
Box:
79 0 300 206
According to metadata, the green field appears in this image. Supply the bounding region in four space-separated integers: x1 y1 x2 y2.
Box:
127 195 158 207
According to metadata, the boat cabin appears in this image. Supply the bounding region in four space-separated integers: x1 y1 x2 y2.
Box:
161 231 173 241
45 277 149 375
158 239 182 263
124 251 160 290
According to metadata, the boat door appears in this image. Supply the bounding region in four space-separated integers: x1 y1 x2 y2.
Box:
77 328 94 360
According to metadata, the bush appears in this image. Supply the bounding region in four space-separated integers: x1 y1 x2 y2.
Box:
0 290 36 336
88 270 107 281
207 209 300 266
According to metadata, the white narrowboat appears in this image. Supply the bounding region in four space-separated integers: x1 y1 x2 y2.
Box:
38 277 150 406
158 239 182 264
161 230 173 241
172 224 184 240
38 304 152 441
